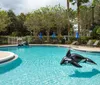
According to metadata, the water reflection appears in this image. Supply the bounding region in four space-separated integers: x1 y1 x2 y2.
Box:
69 69 100 78
0 58 22 74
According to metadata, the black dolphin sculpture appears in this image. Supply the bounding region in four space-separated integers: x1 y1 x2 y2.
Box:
60 50 97 68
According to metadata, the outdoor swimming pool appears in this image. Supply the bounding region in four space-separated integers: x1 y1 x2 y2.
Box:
0 45 100 85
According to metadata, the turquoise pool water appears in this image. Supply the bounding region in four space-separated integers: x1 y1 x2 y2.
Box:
0 46 100 85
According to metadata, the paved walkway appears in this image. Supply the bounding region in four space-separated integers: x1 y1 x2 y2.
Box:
30 44 100 53
67 45 100 53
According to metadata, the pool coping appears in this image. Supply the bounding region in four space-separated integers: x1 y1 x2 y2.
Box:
0 51 18 66
30 44 100 53
0 44 100 53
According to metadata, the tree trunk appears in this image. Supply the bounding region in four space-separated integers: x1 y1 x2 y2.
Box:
46 28 50 42
67 0 70 41
77 1 80 35
33 29 37 40
57 28 61 41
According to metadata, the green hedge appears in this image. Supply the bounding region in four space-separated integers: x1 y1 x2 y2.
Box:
69 36 92 44
0 36 8 44
78 36 91 44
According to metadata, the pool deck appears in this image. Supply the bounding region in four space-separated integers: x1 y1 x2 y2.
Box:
0 44 100 53
64 45 100 53
29 44 100 53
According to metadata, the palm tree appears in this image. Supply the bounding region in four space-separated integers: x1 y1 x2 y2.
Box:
92 0 99 6
69 0 89 35
67 0 70 41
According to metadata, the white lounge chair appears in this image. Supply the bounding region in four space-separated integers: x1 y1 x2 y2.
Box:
71 41 79 45
93 40 99 47
87 40 92 46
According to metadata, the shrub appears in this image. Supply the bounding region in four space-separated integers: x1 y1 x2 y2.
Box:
69 37 76 42
78 36 91 44
0 36 8 44
91 26 100 39
69 36 91 45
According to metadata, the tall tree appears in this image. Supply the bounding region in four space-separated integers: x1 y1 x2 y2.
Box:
24 11 42 39
92 0 100 25
53 5 68 40
7 10 19 36
17 13 29 36
69 0 89 35
0 9 10 32
67 0 70 40
80 6 92 36
40 6 55 42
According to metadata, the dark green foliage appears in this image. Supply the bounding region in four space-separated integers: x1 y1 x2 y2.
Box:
4 10 29 36
78 36 91 44
0 36 8 44
91 26 100 39
96 27 100 35
6 10 19 35
0 9 10 32
69 36 91 44
17 13 30 36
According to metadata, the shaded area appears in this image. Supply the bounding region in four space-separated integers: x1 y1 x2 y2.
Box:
69 69 100 78
0 58 22 74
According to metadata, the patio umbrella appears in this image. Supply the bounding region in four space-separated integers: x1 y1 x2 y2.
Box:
76 31 79 39
52 32 56 39
39 32 42 39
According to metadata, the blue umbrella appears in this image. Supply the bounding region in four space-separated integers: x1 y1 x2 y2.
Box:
39 32 42 39
52 32 56 39
76 31 79 39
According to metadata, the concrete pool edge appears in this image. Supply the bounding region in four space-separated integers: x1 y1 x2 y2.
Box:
0 51 18 65
0 44 100 53
30 44 100 53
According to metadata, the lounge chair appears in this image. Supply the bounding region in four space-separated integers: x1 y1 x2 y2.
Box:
71 41 79 45
93 40 99 47
87 40 92 46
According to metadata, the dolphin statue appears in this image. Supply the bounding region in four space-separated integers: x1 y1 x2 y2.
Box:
60 50 97 68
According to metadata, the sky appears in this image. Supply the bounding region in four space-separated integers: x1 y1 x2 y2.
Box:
0 0 91 15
